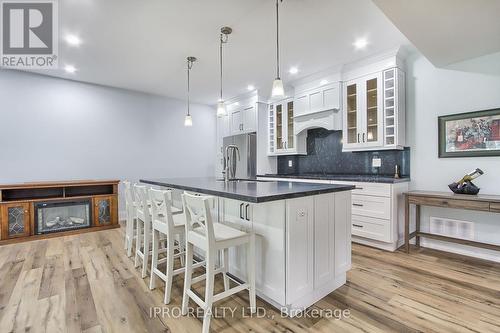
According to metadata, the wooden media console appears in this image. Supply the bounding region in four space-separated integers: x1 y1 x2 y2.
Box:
0 180 120 245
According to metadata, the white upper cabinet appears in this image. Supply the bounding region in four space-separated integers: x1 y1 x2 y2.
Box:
342 67 405 151
268 99 306 155
230 108 243 135
243 105 257 133
293 82 341 117
383 68 406 149
226 96 258 136
343 72 384 150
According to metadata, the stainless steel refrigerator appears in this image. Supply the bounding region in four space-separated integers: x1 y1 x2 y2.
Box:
222 133 257 179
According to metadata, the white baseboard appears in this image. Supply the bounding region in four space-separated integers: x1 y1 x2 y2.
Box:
352 235 399 252
420 238 500 263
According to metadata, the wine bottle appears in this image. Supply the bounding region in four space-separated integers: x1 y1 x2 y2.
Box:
456 168 484 185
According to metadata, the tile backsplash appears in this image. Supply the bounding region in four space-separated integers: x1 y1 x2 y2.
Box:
277 129 410 176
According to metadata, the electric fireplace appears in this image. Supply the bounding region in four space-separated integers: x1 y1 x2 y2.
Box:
34 199 92 235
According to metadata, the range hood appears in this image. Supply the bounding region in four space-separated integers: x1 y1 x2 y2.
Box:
294 108 342 135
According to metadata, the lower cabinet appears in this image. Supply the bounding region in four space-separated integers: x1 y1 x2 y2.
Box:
258 176 408 252
286 197 314 304
0 202 31 240
220 191 352 309
222 198 287 305
93 196 117 227
286 192 352 306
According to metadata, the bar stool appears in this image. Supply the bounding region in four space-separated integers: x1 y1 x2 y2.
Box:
181 192 256 333
134 184 186 278
148 188 204 304
123 180 137 257
134 184 153 278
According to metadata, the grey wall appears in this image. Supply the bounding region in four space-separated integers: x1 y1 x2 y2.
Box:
406 53 500 261
0 70 216 216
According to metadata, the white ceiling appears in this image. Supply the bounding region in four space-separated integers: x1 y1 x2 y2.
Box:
372 0 500 68
25 0 410 104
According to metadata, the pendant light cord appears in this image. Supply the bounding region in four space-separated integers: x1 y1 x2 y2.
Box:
187 59 192 116
220 33 224 101
276 0 281 79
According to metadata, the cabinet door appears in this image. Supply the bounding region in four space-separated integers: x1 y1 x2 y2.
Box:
231 110 242 135
286 197 314 304
1 202 31 239
223 199 252 281
360 73 383 147
93 196 117 226
314 194 335 288
243 105 257 133
275 103 284 151
294 94 308 117
334 191 352 275
286 100 295 150
323 85 339 110
309 90 323 112
252 201 286 305
343 80 361 149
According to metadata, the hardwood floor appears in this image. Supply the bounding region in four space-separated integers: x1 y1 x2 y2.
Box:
1 226 499 333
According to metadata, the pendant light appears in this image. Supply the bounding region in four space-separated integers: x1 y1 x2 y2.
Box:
184 56 197 127
217 26 232 117
271 0 285 98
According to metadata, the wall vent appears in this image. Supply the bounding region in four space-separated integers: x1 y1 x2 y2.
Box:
429 216 475 240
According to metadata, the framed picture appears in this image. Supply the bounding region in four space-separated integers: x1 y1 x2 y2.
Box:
438 108 500 158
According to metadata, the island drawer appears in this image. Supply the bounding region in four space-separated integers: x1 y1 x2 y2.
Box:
351 194 391 220
352 215 391 242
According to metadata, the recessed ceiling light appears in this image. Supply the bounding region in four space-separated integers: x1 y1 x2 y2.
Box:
64 65 77 73
353 38 368 50
289 67 298 74
247 85 255 91
64 34 81 47
320 79 328 85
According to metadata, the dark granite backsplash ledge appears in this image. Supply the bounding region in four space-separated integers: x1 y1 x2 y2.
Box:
277 129 410 177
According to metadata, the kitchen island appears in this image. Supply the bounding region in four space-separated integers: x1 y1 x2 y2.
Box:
140 177 354 314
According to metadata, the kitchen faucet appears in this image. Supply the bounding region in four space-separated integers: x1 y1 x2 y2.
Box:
223 144 240 182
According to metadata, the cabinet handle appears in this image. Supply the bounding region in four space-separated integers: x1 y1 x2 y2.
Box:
24 210 29 213
363 133 366 142
245 204 250 221
357 133 360 143
352 203 364 207
239 203 244 219
355 187 364 190
353 224 364 228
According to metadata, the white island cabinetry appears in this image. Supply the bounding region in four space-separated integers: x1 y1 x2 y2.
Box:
219 191 351 313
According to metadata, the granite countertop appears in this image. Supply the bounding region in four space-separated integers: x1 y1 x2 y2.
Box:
258 173 410 184
140 177 355 203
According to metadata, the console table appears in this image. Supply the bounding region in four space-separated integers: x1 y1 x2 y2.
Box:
0 180 119 245
404 190 500 253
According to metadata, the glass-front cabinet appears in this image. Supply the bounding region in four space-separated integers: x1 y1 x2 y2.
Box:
268 98 306 155
287 101 295 150
93 196 116 226
343 73 384 150
346 83 358 145
0 202 31 239
276 103 284 150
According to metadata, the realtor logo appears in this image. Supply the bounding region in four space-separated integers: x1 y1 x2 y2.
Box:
1 0 58 68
